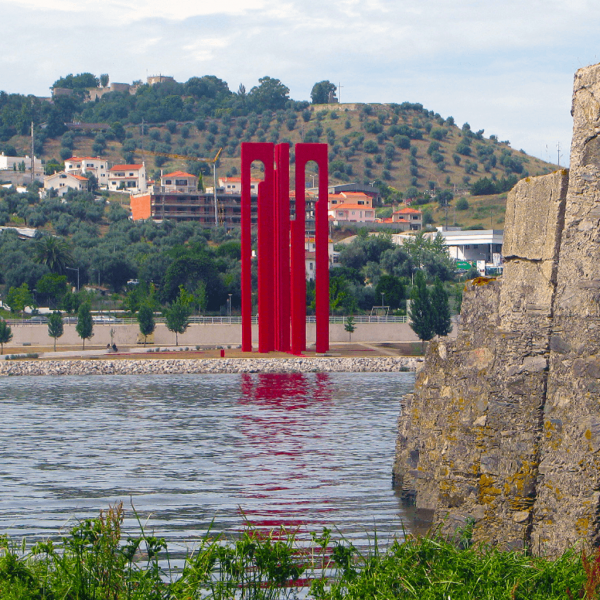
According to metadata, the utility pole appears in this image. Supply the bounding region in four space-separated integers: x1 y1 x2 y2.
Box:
140 117 144 160
30 121 35 184
557 142 562 167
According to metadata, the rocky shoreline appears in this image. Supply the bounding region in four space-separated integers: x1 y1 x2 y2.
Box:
0 356 420 377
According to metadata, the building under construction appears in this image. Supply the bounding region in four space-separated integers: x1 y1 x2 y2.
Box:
130 173 322 232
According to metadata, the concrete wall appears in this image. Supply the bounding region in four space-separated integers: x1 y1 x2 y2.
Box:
4 321 424 350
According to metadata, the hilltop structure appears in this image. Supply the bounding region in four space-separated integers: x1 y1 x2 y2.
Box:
394 62 600 554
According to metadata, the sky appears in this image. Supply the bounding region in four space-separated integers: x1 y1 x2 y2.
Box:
2 0 600 166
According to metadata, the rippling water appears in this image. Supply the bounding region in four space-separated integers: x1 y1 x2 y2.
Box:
0 372 416 549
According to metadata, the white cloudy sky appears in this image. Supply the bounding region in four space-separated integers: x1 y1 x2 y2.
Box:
2 0 600 164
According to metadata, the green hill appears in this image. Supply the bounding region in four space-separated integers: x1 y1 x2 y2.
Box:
0 74 558 229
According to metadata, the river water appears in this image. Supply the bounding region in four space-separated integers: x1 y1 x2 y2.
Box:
0 372 417 549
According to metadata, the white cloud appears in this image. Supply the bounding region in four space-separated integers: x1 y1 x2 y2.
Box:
2 0 600 160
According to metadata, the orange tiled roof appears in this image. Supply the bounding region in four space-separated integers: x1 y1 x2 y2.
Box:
396 207 422 214
162 171 197 178
71 174 88 181
110 164 143 171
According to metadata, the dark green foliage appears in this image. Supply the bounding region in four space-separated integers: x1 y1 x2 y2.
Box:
164 292 191 345
75 302 93 349
471 175 518 196
33 235 73 275
0 319 12 354
47 311 64 351
344 316 356 341
52 72 99 89
456 196 469 210
409 270 434 345
248 77 290 111
375 274 404 309
36 273 68 308
311 80 337 104
137 302 155 345
430 277 453 336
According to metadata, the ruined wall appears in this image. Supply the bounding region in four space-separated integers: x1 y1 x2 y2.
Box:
393 63 600 554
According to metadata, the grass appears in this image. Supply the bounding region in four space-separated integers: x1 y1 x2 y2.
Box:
0 503 598 599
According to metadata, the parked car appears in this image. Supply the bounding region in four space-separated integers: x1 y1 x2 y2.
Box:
62 316 78 324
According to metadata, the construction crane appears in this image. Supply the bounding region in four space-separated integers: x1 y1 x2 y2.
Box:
136 148 223 226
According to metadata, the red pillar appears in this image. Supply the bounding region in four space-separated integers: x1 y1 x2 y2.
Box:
275 143 291 352
313 145 330 354
293 144 329 355
241 143 275 353
291 147 307 355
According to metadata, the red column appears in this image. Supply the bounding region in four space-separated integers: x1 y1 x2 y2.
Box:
313 145 330 354
241 143 275 353
275 143 291 352
291 147 307 354
292 144 329 355
241 145 253 352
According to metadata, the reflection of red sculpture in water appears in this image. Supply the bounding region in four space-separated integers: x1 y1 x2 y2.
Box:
240 142 329 355
237 373 334 532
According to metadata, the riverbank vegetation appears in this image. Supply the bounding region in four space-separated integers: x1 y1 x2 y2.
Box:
0 503 596 599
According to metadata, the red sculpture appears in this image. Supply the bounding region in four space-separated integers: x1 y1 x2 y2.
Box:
241 142 329 354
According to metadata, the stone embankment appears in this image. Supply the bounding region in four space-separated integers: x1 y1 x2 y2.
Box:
0 356 419 377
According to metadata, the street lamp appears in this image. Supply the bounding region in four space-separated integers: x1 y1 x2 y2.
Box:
66 266 80 292
228 294 232 318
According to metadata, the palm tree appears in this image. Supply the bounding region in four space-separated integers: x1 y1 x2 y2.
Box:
33 236 73 275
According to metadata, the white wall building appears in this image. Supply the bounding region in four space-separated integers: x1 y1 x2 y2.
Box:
65 156 109 186
43 171 88 196
108 164 147 193
0 153 44 178
213 177 260 195
434 229 504 264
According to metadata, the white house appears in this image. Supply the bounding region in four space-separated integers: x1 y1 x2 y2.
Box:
43 171 88 196
108 164 147 193
65 156 109 186
161 171 198 193
305 236 337 281
214 177 260 195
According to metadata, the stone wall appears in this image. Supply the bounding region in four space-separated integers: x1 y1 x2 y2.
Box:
394 63 600 555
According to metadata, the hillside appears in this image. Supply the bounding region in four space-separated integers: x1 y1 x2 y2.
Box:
0 75 558 229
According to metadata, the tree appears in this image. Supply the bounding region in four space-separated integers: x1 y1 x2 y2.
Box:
164 295 191 346
48 311 64 352
137 303 155 346
36 273 68 308
409 271 434 350
0 320 13 355
376 275 405 310
344 316 356 342
311 81 337 104
76 302 94 349
33 236 73 275
430 277 453 337
7 283 34 314
247 77 290 112
100 73 109 88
